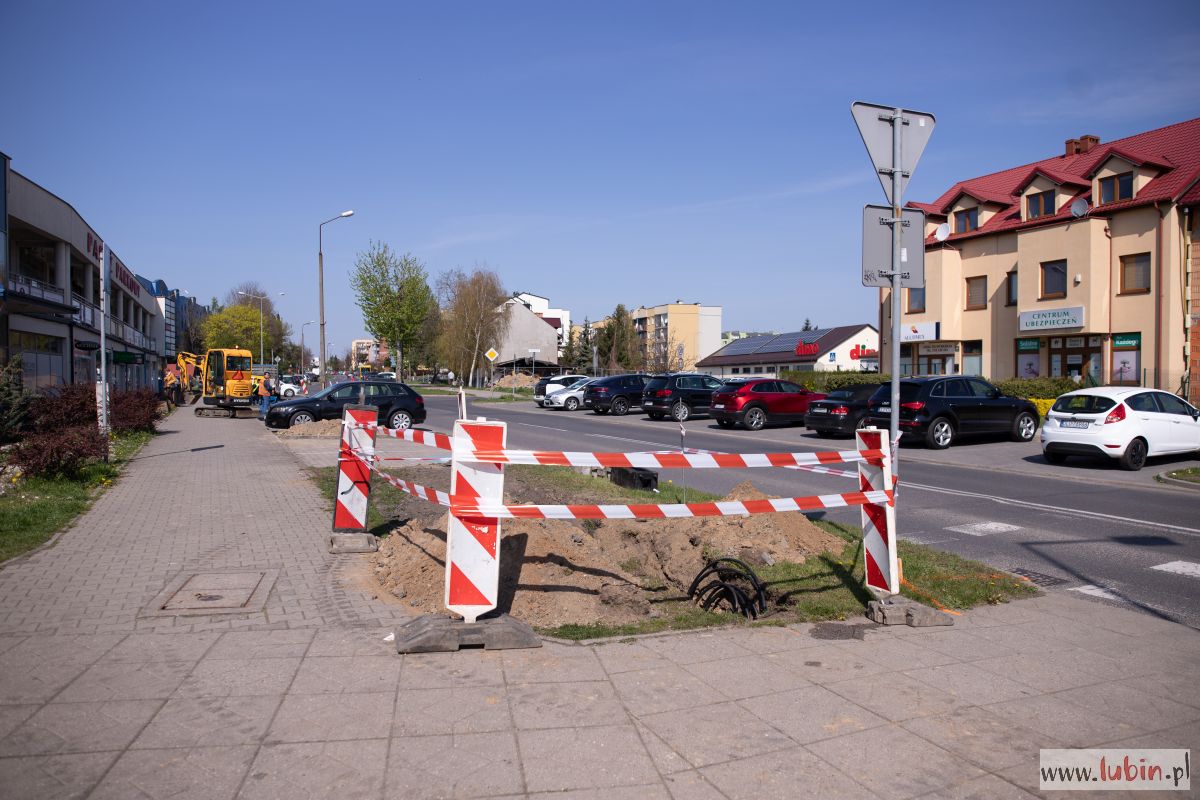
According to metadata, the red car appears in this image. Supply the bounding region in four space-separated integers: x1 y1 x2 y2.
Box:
710 379 827 430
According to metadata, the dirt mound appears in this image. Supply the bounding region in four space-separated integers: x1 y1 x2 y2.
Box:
275 419 343 438
492 373 538 389
367 467 847 628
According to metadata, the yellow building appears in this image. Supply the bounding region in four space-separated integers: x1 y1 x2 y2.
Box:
883 118 1199 396
631 302 721 371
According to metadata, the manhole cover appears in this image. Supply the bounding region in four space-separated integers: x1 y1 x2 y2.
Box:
1009 568 1069 588
142 569 280 617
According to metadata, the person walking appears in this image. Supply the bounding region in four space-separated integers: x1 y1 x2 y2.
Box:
258 372 275 420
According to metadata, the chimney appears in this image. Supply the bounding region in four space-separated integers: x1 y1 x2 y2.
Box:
1078 134 1100 153
1065 138 1081 156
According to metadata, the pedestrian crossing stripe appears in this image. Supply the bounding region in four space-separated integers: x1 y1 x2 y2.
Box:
1150 561 1200 579
1069 584 1122 601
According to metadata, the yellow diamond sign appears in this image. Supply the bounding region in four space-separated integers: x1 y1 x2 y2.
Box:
485 348 499 362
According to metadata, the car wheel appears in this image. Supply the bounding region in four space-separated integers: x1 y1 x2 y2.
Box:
288 411 315 428
671 402 691 423
388 410 413 430
284 389 295 397
925 417 955 449
1044 450 1067 465
593 408 609 415
716 419 734 428
611 397 630 416
1119 438 1147 471
743 407 767 431
855 415 871 431
1011 412 1037 442
647 412 664 420
564 397 580 411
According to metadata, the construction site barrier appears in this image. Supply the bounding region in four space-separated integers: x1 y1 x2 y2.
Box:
333 405 378 532
337 416 901 622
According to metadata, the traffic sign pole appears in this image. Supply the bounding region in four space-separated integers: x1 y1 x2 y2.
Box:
889 107 903 480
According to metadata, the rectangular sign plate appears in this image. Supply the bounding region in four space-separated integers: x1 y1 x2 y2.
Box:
863 205 925 288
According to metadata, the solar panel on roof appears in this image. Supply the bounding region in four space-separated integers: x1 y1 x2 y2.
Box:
756 332 804 353
719 337 773 356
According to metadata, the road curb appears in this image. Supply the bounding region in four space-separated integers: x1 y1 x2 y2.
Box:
1154 471 1200 490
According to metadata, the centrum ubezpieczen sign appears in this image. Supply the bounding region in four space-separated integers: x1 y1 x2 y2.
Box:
1020 306 1084 331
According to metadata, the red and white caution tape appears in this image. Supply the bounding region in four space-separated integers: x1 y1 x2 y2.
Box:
453 448 885 470
452 489 893 520
358 423 453 451
365 460 452 507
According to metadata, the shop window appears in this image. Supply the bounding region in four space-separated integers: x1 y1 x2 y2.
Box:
1027 190 1055 219
1015 339 1041 378
1040 260 1067 299
1120 253 1151 294
1005 271 1018 306
907 287 925 313
954 207 979 233
899 344 913 377
966 276 987 310
1099 172 1133 204
962 341 983 376
1110 333 1141 385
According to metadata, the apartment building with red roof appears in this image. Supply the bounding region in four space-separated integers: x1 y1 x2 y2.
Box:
880 116 1200 402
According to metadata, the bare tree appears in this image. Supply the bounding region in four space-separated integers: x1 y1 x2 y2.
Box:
644 331 686 373
435 267 509 386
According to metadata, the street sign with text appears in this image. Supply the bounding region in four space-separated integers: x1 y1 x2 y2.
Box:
851 102 936 206
862 205 925 287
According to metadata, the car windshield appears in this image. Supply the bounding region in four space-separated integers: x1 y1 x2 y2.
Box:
870 383 923 403
226 355 252 371
826 389 857 400
717 380 748 392
644 378 668 391
1052 394 1117 414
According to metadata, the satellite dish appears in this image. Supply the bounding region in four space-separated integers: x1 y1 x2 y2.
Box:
934 222 951 242
1070 198 1089 218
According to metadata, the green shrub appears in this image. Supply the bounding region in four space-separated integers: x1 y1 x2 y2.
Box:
992 377 1080 399
779 371 891 393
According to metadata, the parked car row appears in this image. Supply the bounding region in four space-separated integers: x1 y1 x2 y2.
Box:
263 380 427 431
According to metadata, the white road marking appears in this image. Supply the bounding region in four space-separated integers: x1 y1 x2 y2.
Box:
586 433 677 449
945 521 1022 536
1070 584 1123 601
901 480 1200 538
515 422 570 432
1150 560 1200 579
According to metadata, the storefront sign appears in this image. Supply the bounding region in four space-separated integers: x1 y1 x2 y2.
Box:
1019 306 1084 330
74 341 100 352
849 344 878 360
85 232 103 261
920 342 959 355
1016 338 1040 352
1113 333 1141 349
900 322 939 342
1088 336 1103 347
1065 336 1085 348
109 255 141 298
111 351 143 365
794 342 819 357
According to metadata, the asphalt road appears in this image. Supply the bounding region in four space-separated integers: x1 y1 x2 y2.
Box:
419 393 1200 630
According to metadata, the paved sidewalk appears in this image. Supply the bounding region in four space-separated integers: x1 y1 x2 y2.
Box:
0 410 1197 798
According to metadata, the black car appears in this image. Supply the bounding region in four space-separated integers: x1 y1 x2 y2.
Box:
864 376 1039 449
804 384 880 437
583 374 651 416
641 373 725 421
264 380 427 430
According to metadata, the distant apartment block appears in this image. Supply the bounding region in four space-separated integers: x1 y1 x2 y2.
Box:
632 302 721 371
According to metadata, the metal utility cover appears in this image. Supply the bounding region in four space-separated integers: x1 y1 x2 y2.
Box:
851 102 936 205
862 205 925 287
141 569 279 617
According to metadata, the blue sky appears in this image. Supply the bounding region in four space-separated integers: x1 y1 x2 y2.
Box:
3 1 1197 355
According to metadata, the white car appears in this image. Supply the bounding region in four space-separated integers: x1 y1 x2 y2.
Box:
544 379 597 412
1040 386 1200 471
277 377 304 397
535 374 590 407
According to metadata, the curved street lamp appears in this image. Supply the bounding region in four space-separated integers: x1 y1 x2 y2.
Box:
318 210 354 387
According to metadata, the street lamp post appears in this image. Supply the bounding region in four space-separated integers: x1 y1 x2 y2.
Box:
318 210 354 387
300 320 317 379
238 290 285 367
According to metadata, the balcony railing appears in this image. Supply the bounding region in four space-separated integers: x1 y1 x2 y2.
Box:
8 275 66 304
72 295 100 328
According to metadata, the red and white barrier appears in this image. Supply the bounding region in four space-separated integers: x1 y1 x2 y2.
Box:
445 419 507 624
452 489 893 519
333 405 379 532
857 427 899 595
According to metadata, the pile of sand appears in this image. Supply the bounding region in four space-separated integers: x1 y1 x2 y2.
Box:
492 373 538 389
275 418 343 438
365 468 847 628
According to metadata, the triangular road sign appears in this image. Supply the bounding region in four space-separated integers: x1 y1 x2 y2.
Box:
851 102 936 205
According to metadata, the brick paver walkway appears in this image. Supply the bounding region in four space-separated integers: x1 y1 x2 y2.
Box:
0 409 1197 798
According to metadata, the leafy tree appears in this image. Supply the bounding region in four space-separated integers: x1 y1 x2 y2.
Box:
435 267 509 386
350 242 436 379
201 305 261 352
328 354 343 372
597 305 640 372
561 328 578 373
221 282 289 360
644 331 686 373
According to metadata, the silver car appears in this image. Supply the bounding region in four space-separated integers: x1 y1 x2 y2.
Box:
536 374 590 407
544 378 597 412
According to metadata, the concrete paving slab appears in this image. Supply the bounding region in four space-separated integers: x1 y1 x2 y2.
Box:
638 701 793 768
700 746 870 799
591 640 673 674
287 655 399 695
238 739 387 800
983 693 1143 747
0 699 161 756
517 724 657 793
88 744 257 800
608 665 717 716
661 769 726 800
633 720 693 775
500 641 607 684
738 684 887 744
393 686 511 737
132 695 281 749
265 692 393 743
174 658 302 698
56 660 192 703
683 654 812 700
398 649 506 689
507 680 628 730
915 773 1038 799
98 633 220 663
638 631 756 665
762 643 894 684
0 750 120 800
387 731 525 799
903 661 1040 706
1053 680 1200 733
901 706 1061 772
205 630 315 660
825 671 966 722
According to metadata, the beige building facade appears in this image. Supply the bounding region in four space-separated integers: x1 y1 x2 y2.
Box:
632 302 721 371
884 119 1199 395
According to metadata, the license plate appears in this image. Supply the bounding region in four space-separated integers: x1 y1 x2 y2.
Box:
1060 420 1090 429
642 401 653 406
877 405 890 413
713 404 724 410
810 407 828 414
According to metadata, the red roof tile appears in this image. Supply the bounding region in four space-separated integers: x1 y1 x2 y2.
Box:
921 117 1200 243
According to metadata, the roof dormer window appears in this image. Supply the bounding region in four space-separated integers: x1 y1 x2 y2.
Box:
1027 190 1055 219
1099 172 1133 204
955 207 978 233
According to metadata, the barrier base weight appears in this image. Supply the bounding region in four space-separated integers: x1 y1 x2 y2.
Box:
394 614 542 654
328 533 378 554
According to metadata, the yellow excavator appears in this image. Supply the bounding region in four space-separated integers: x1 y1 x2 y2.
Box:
176 349 257 418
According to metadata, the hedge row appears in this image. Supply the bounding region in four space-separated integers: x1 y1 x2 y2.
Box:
777 371 1080 401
